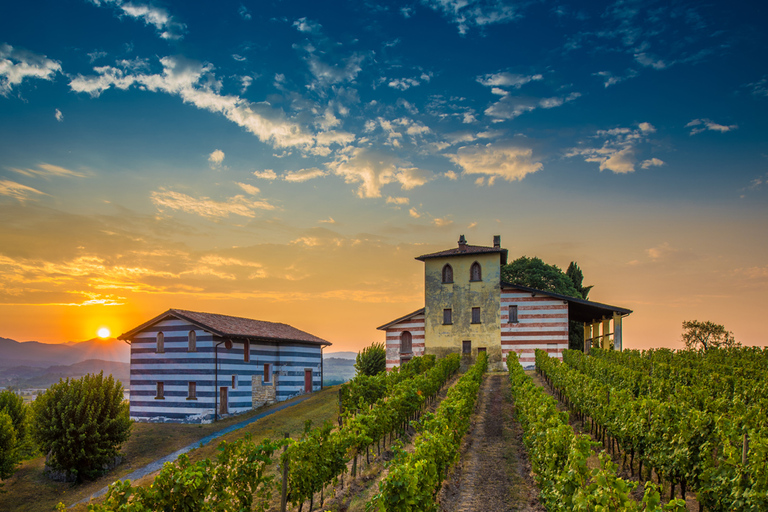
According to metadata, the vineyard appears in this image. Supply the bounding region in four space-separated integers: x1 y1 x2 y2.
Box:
535 347 768 511
79 346 767 511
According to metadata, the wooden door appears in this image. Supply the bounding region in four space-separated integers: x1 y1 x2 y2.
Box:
304 369 312 393
219 387 228 415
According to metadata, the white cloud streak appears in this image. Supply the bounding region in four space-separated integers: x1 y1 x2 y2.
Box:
450 141 543 183
150 189 276 218
0 43 61 96
566 122 663 174
0 180 48 202
686 118 738 135
88 0 186 40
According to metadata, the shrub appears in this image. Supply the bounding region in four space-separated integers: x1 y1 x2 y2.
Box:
32 372 131 482
354 342 386 376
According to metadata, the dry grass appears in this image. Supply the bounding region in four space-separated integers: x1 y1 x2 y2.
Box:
0 386 340 512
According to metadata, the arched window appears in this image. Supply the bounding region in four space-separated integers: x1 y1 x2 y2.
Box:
400 331 412 354
470 261 482 281
156 332 164 353
442 264 453 283
188 330 196 352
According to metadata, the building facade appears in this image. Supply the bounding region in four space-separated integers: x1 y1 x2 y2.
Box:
379 236 631 370
120 309 331 423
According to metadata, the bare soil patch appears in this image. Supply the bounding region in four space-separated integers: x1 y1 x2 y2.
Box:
437 373 544 512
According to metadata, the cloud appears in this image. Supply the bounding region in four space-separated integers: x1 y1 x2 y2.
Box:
449 141 543 182
386 197 409 205
433 217 453 227
0 180 48 202
150 189 276 218
422 0 520 34
388 78 421 90
238 4 251 20
208 149 225 169
236 182 260 195
54 108 64 122
9 163 86 178
634 52 668 70
686 118 738 135
593 69 638 88
88 0 186 40
641 158 665 169
444 170 458 180
253 169 277 180
646 242 676 261
70 56 316 150
318 217 336 224
293 17 322 34
283 167 326 182
409 207 421 218
566 122 660 174
0 43 61 96
484 92 580 120
476 72 542 88
746 76 768 98
327 147 433 198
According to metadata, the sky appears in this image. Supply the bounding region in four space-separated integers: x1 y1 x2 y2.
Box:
0 0 766 352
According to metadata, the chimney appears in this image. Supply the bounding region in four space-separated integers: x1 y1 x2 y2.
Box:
458 234 467 251
493 235 501 248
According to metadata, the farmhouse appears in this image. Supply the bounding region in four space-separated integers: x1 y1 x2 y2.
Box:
378 236 632 370
119 309 331 423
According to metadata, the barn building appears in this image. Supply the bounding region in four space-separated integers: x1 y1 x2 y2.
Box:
119 309 331 423
378 236 631 370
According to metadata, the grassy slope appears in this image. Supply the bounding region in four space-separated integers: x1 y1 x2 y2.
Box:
0 386 340 512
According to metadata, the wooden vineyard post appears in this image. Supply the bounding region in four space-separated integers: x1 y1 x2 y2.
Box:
743 433 749 467
281 432 290 512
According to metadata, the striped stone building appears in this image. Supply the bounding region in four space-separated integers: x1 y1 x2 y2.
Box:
119 309 331 423
378 236 631 370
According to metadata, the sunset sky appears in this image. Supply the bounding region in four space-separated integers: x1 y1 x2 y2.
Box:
1 0 766 352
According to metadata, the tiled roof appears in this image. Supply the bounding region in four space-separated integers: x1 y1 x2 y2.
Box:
119 309 331 345
415 244 507 261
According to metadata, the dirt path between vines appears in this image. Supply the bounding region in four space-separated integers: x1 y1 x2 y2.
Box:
437 373 544 512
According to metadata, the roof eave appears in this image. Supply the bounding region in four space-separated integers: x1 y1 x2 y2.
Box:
376 307 426 330
500 281 633 318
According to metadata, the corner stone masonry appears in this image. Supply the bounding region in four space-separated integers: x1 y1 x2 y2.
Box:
252 375 277 408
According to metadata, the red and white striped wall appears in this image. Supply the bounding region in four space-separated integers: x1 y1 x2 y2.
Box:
501 288 568 368
384 313 425 371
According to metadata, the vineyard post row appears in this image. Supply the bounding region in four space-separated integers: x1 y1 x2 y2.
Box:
536 348 768 512
508 350 686 512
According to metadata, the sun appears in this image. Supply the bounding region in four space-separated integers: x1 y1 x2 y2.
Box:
97 327 111 339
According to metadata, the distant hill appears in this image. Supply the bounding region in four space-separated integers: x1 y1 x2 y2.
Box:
324 350 358 360
0 359 130 390
0 336 129 368
323 356 356 385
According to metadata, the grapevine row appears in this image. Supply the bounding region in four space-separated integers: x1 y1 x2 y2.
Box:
538 349 768 511
508 351 686 512
88 354 460 512
370 351 488 512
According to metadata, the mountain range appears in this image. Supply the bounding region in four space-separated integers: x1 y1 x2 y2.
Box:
0 336 130 368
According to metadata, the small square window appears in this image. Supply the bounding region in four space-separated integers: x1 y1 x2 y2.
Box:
443 308 452 325
471 307 481 324
462 340 471 354
155 382 164 399
188 382 197 400
509 305 518 324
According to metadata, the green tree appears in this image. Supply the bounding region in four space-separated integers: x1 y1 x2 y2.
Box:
501 256 581 297
0 390 35 460
0 411 20 486
681 320 740 352
32 372 131 482
503 257 591 350
565 262 594 350
354 342 386 376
